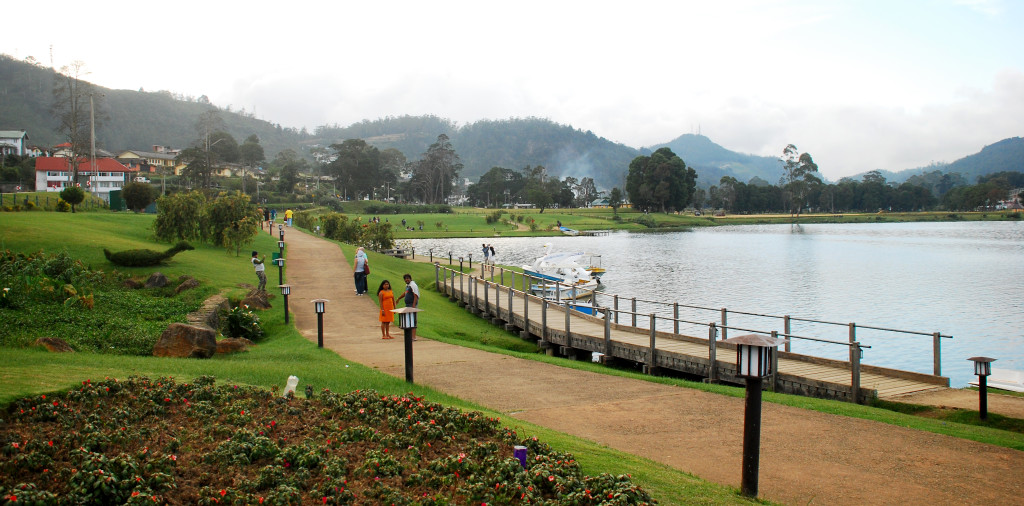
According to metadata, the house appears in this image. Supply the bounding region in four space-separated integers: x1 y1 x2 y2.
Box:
116 146 186 176
0 130 29 157
34 156 137 202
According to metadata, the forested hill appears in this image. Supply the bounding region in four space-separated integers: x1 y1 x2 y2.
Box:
0 54 312 159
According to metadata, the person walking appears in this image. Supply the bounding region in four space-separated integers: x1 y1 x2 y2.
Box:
377 279 396 339
353 247 369 295
285 208 294 227
401 273 419 341
251 251 266 292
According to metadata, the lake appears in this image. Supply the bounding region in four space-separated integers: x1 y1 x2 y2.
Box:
409 221 1024 387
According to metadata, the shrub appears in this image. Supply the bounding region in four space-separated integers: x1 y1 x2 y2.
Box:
121 182 156 211
222 305 265 341
634 215 657 228
154 191 206 242
59 186 85 212
484 210 503 224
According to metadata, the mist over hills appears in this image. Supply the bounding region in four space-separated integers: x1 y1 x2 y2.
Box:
2 53 1020 191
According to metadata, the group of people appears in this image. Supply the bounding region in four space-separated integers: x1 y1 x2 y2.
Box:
353 247 419 340
248 243 420 342
258 208 294 229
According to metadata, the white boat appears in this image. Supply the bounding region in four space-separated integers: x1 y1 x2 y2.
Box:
522 248 598 300
559 226 580 236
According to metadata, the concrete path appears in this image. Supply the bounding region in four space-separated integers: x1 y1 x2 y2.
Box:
283 227 1023 505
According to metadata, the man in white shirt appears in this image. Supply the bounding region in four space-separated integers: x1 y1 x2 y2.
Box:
402 273 420 340
251 251 266 292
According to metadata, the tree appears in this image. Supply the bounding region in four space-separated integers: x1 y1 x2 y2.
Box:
273 149 308 194
205 192 260 255
239 134 265 196
409 134 463 204
467 166 523 207
154 191 206 242
625 148 696 212
59 185 85 213
779 144 822 217
521 165 555 212
51 61 104 186
121 182 155 212
327 139 383 199
608 187 623 214
574 177 598 207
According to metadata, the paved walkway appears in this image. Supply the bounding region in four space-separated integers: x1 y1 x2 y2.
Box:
283 228 1023 505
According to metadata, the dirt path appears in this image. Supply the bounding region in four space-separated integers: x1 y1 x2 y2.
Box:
283 228 1023 505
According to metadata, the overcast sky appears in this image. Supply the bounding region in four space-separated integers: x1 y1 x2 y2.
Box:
7 0 1022 179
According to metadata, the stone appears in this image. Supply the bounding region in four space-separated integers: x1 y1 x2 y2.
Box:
123 279 144 289
217 337 254 354
33 337 74 353
241 289 271 310
152 323 217 358
144 272 169 289
175 277 200 294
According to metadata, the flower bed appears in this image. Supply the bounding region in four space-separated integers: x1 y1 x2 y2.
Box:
1 376 655 504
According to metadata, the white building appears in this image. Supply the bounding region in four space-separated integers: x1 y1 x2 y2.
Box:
0 130 29 157
35 156 137 202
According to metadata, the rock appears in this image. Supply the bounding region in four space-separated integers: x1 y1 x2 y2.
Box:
152 323 217 358
123 279 144 289
217 337 254 354
33 337 74 353
175 277 200 294
241 289 272 310
144 272 169 289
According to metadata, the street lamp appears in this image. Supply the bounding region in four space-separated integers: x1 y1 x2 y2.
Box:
274 257 285 286
312 299 328 348
391 307 423 383
968 356 996 421
278 284 291 324
722 333 788 498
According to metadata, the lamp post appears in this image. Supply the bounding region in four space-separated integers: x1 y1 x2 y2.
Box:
278 224 284 241
274 257 285 286
722 333 788 498
277 240 285 259
279 284 291 324
312 299 328 348
968 356 996 421
391 307 423 383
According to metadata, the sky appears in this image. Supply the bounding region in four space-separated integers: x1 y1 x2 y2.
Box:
6 0 1023 180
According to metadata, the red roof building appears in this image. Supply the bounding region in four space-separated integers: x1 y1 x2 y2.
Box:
35 157 137 201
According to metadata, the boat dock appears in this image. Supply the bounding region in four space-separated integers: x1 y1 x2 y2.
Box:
434 264 951 403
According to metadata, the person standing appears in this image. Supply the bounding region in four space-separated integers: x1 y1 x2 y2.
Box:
401 273 419 341
251 251 266 292
353 247 369 295
285 208 294 227
377 279 396 339
262 207 270 229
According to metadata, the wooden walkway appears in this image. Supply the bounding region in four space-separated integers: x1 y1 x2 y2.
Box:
435 265 949 403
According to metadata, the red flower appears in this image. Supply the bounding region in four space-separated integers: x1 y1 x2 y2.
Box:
548 475 555 482
219 489 227 496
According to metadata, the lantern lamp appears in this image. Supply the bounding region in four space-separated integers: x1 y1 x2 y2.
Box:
968 356 995 377
391 307 424 383
968 356 997 421
312 298 328 348
724 333 788 378
278 284 291 324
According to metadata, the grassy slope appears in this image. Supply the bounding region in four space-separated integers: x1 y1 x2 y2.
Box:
0 212 754 505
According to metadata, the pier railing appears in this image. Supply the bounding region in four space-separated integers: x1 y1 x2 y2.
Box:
435 263 951 402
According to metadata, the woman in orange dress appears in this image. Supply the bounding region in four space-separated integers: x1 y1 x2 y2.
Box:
377 279 396 339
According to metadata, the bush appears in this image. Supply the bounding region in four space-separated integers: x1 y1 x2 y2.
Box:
59 186 85 212
634 215 657 228
222 305 265 341
154 191 206 242
121 182 156 211
484 210 503 224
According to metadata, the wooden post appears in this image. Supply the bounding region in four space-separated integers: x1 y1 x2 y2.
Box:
647 313 656 374
708 323 718 382
604 307 612 356
522 289 530 339
459 271 464 304
721 308 728 341
770 331 779 392
851 341 862 404
784 315 791 352
848 323 856 364
933 332 942 376
673 302 679 335
507 281 513 321
565 300 571 347
500 267 505 285
495 279 500 318
541 298 548 341
484 278 490 316
631 297 637 328
434 263 440 292
613 295 619 324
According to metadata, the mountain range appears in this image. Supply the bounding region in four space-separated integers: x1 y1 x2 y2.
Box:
2 53 1020 191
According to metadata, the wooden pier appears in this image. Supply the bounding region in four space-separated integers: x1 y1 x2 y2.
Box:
435 264 950 403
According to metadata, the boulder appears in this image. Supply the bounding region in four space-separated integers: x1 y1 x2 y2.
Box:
241 289 272 310
33 337 74 353
217 337 254 354
152 323 217 358
144 272 169 289
175 277 200 294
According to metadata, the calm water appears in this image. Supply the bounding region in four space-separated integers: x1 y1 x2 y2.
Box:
410 221 1024 387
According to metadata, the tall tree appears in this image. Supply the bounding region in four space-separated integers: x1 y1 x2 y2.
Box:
272 149 308 194
409 134 463 204
327 139 383 200
51 61 104 185
608 187 623 214
625 147 696 212
779 144 822 217
239 134 265 196
521 165 554 212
